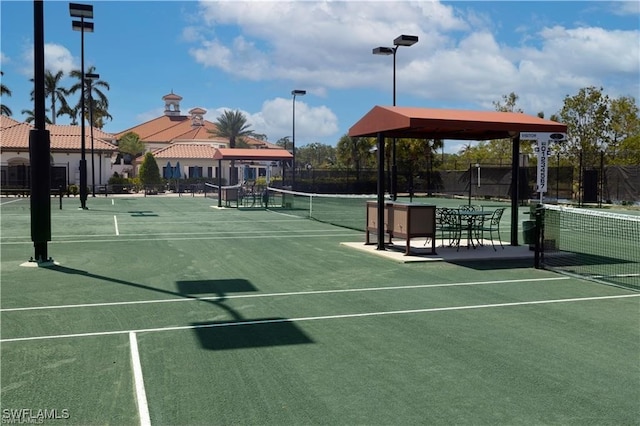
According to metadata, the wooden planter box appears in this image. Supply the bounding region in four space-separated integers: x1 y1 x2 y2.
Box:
365 200 393 245
366 201 437 255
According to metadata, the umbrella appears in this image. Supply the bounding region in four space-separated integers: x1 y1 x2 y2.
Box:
173 161 181 179
164 161 173 179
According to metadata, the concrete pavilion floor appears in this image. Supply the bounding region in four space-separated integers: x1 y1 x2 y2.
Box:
341 238 534 264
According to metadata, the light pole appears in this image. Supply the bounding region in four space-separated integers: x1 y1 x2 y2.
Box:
70 2 94 209
291 89 306 189
373 34 418 201
86 72 99 197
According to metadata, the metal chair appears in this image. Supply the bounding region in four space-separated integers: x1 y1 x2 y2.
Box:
436 207 461 248
476 207 505 250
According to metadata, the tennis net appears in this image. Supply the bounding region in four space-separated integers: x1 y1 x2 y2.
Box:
540 204 640 290
266 187 382 231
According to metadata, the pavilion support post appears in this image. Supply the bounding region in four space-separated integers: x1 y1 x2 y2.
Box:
217 159 222 208
510 134 520 246
377 132 386 251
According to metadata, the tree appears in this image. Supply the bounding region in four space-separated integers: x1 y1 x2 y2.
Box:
558 86 610 168
66 66 111 128
29 69 68 124
608 96 640 162
138 152 162 185
616 134 640 165
489 92 524 165
0 71 12 116
21 108 53 124
395 138 443 194
335 135 375 180
208 109 256 184
296 142 337 169
118 132 146 162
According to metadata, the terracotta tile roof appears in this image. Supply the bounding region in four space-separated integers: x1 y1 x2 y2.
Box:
0 116 118 152
213 148 292 161
152 143 218 159
116 113 278 149
115 115 220 143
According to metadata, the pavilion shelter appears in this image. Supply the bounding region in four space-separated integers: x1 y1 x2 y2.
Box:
212 148 293 207
348 105 567 250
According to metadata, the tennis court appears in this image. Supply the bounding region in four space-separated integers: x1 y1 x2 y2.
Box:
1 194 638 425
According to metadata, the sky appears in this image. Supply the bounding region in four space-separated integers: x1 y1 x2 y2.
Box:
1 0 639 154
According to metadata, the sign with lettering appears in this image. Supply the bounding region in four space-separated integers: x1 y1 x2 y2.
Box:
520 132 566 195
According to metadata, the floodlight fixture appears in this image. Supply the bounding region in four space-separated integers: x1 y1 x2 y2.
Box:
372 47 394 55
72 20 94 32
69 2 93 18
394 34 419 47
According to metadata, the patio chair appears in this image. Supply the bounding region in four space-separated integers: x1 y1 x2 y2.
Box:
458 204 482 211
476 207 506 250
436 207 461 248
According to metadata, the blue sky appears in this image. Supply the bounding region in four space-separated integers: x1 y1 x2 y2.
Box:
1 1 638 153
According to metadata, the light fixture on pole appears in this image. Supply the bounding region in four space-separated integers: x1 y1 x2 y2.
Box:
70 2 94 209
86 72 99 197
291 89 306 189
373 34 418 201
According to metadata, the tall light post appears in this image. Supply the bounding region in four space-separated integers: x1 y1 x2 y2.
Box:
70 2 94 209
373 34 418 201
86 72 99 197
291 89 306 189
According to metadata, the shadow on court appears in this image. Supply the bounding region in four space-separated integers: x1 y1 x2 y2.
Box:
176 279 257 295
449 258 534 270
45 265 313 350
191 319 314 350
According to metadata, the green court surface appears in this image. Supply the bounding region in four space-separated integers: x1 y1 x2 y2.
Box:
1 195 639 425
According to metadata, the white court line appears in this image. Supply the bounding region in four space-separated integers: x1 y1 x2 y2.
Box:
0 277 570 312
0 198 25 205
0 228 349 242
129 332 151 426
114 216 120 236
0 232 360 245
112 199 115 206
2 293 638 343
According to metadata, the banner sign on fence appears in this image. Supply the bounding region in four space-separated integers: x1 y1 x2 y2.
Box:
521 132 566 195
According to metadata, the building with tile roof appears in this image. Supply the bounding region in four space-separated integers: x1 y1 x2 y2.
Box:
1 115 118 190
115 93 285 183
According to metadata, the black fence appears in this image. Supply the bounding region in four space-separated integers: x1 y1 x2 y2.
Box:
292 166 575 200
1 164 67 190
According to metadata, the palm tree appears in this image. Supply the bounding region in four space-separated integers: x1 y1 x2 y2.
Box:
208 109 256 185
66 66 111 127
29 69 68 124
1 71 12 116
21 108 53 124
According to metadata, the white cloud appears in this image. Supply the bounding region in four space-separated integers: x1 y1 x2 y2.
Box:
203 98 339 144
185 1 639 142
19 43 75 77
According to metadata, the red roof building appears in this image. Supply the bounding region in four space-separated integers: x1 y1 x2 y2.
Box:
115 93 284 183
1 115 118 189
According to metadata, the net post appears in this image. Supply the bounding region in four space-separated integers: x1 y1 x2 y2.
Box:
533 204 543 268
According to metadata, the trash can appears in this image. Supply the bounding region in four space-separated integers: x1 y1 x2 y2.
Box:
522 220 536 248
